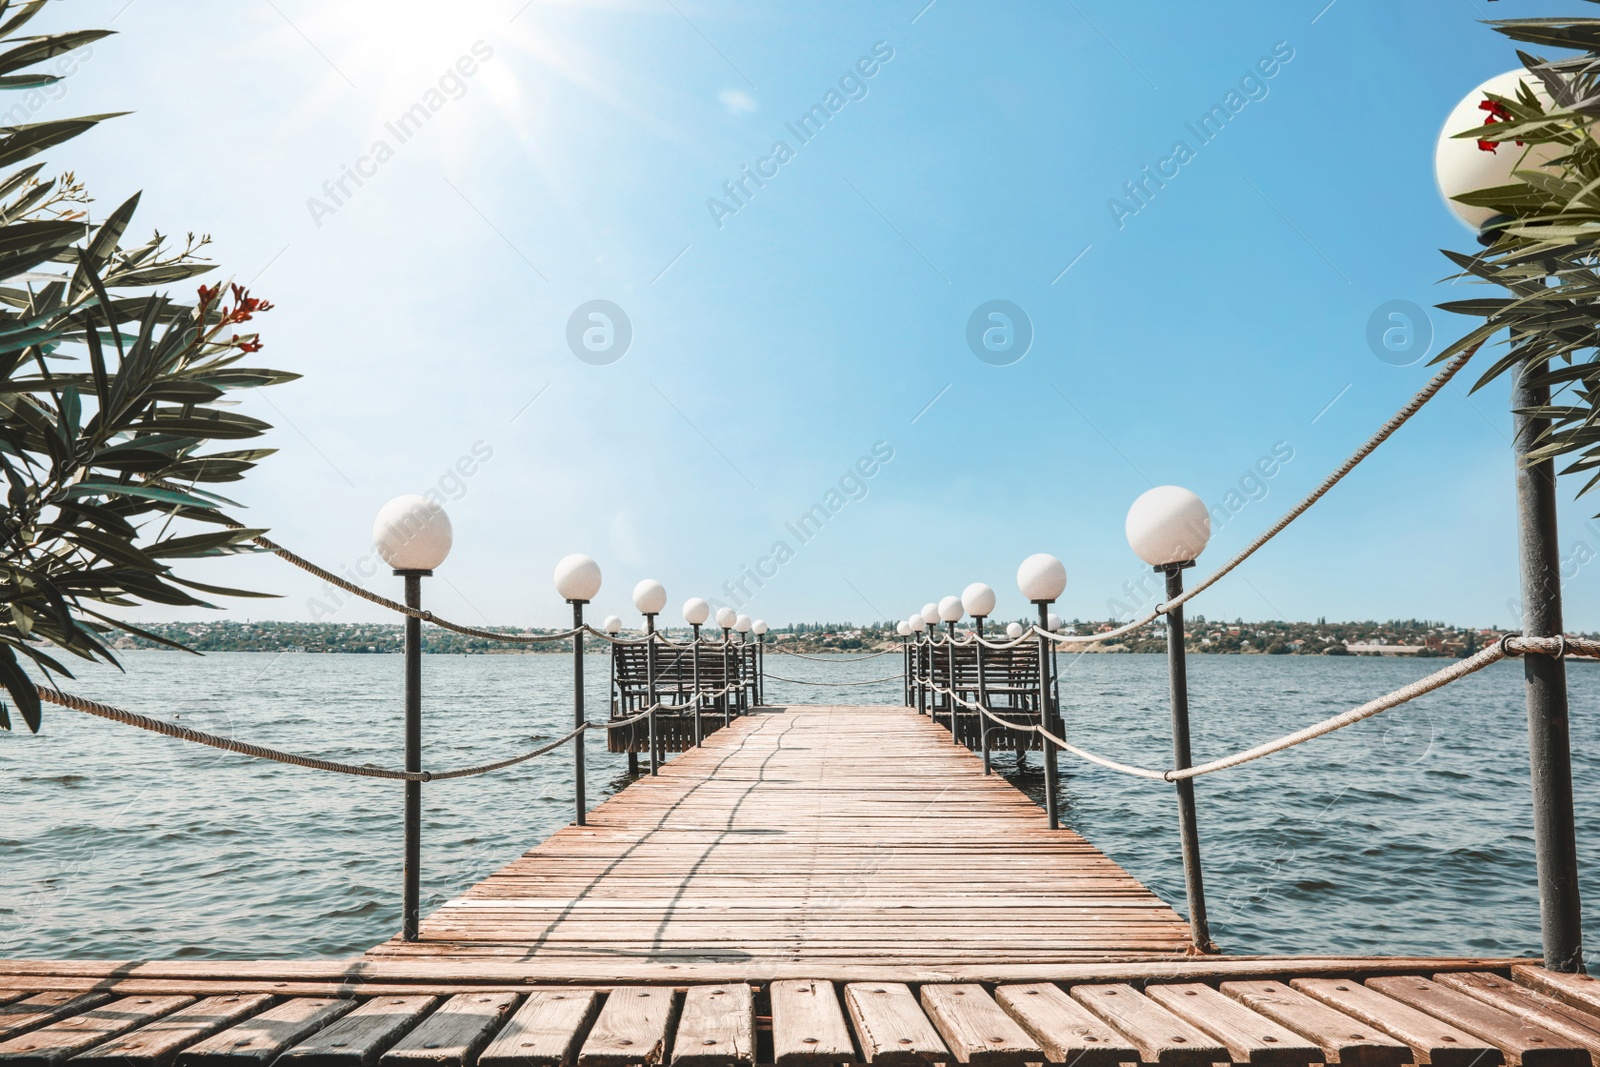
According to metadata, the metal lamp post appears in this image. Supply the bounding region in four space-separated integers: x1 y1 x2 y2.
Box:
735 615 753 714
1017 554 1066 830
684 598 711 745
896 619 914 706
907 615 928 713
634 579 667 776
1127 485 1215 953
716 607 736 725
373 495 453 943
920 603 941 721
938 596 964 743
554 554 603 828
603 613 622 742
753 620 768 706
1437 72 1583 972
962 583 996 773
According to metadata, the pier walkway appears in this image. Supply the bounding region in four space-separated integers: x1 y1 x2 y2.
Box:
367 704 1194 976
0 704 1579 1067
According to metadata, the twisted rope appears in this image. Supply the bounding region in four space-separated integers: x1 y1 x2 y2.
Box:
252 534 582 645
604 682 745 727
1034 345 1480 648
764 671 902 686
770 646 897 662
923 634 1591 781
37 685 589 781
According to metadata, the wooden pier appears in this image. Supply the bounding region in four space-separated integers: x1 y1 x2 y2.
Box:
0 703 1586 1067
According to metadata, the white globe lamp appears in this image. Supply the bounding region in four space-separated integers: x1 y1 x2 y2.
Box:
961 582 996 619
735 614 752 633
373 495 452 572
920 602 940 625
1005 621 1024 639
683 597 711 626
553 553 601 603
716 606 736 629
896 620 912 637
753 620 768 636
938 596 963 624
632 578 667 616
1126 486 1211 568
1017 553 1066 604
1048 612 1063 632
908 615 926 634
1436 70 1567 234
603 614 622 634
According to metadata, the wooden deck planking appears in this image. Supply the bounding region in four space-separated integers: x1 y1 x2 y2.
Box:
370 706 1194 973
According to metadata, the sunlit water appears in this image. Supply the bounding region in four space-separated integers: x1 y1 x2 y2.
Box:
3 648 1597 961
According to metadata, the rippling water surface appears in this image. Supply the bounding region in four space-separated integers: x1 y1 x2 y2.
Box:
3 648 1597 960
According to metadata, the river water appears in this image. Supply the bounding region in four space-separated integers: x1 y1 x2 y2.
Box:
2 648 1596 961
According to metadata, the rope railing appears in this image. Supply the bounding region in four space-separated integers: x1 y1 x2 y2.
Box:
764 671 903 686
36 685 594 782
922 634 1592 783
1022 344 1480 649
770 646 898 662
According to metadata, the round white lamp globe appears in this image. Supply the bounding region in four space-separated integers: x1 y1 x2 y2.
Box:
961 582 996 618
632 578 667 616
908 616 927 633
373 495 452 572
753 619 768 636
553 553 602 603
1047 612 1063 632
1436 70 1568 233
1126 485 1211 568
716 606 737 629
920 602 940 625
1017 553 1067 603
1005 621 1024 639
735 614 752 633
682 597 711 626
938 596 963 623
896 620 912 637
603 614 622 634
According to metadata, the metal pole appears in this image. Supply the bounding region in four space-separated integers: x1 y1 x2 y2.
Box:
399 570 426 942
722 628 732 725
645 614 659 776
940 620 953 748
1163 564 1212 953
976 616 991 773
571 600 587 827
1035 602 1059 831
1514 359 1583 972
757 634 765 706
691 623 703 746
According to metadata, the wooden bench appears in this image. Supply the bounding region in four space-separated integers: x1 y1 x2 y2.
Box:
607 640 757 754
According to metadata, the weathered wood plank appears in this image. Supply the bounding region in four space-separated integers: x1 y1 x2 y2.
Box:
176 998 355 1067
0 995 114 1043
670 986 752 1067
918 984 1039 1065
0 996 193 1065
769 981 853 1067
277 997 437 1067
1219 980 1411 1067
993 983 1135 1066
479 991 600 1067
73 995 276 1067
1292 979 1503 1067
1437 973 1600 1058
381 993 520 1067
1515 968 1600 1020
842 983 946 1065
1069 984 1226 1067
577 989 673 1067
1146 983 1319 1066
1366 977 1587 1067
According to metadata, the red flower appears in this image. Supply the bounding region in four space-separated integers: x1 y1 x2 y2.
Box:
196 283 220 307
1475 96 1523 153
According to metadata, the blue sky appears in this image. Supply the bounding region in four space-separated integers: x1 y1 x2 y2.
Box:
44 0 1600 630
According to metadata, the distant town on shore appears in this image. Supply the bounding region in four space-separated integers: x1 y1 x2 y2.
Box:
108 618 1594 657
